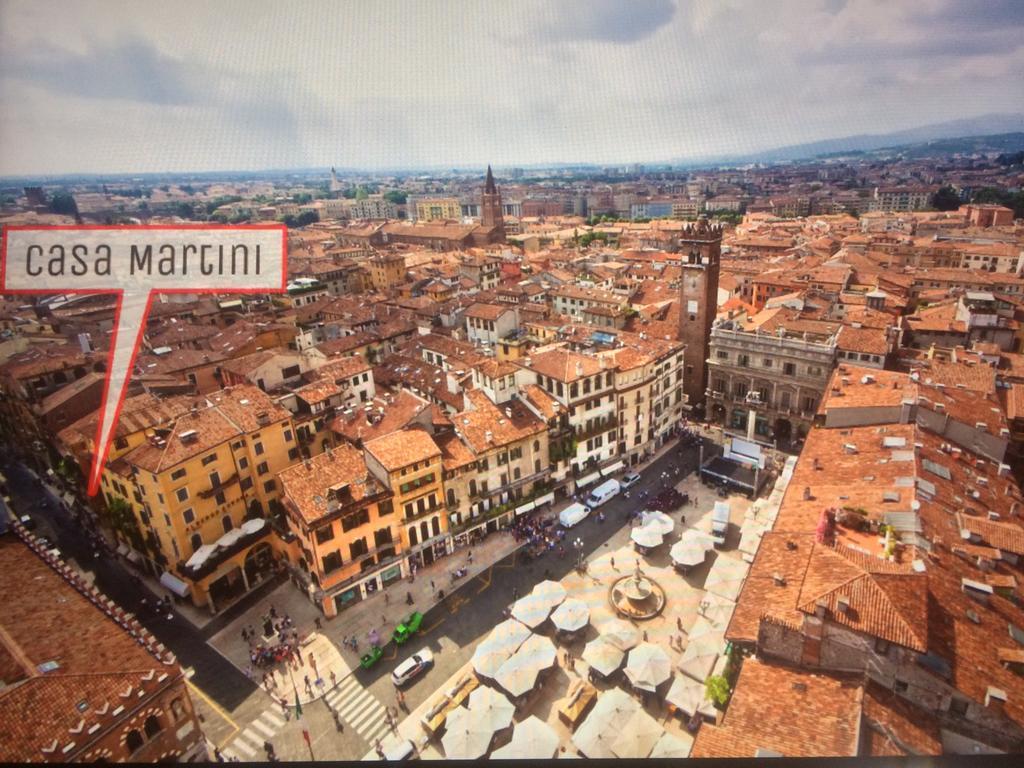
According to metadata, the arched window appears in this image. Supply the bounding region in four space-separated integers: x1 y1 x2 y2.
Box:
420 521 429 542
446 488 456 507
190 533 202 553
125 730 144 754
409 527 418 546
431 517 440 537
533 440 540 452
143 715 162 738
222 515 233 534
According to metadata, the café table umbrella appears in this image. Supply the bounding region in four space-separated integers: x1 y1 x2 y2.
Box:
610 708 665 759
581 637 625 677
678 630 723 683
666 674 717 718
649 731 692 759
640 509 675 536
596 617 641 651
471 619 531 678
624 642 672 692
468 685 515 732
550 598 590 633
703 556 750 601
531 579 567 609
441 705 494 760
670 538 709 568
699 593 737 630
572 689 640 759
490 715 560 760
510 593 552 629
631 523 664 549
495 634 556 698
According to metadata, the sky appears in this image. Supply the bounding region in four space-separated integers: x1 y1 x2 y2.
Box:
1 0 1022 175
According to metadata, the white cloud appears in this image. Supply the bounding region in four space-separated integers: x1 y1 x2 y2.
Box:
0 0 1021 174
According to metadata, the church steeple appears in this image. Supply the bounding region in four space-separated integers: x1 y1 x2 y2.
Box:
485 165 496 194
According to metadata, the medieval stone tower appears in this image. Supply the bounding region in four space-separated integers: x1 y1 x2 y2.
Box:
677 216 722 410
481 165 505 239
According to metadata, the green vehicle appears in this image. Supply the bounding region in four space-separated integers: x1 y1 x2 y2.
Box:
360 645 383 669
392 611 424 645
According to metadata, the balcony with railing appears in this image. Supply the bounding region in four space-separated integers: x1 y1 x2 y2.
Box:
575 414 619 442
404 499 442 522
197 472 239 500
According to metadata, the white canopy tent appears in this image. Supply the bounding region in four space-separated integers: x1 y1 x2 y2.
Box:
610 708 665 759
624 642 673 692
631 524 664 548
490 716 560 760
581 637 625 677
471 618 531 678
596 617 641 651
640 509 675 535
467 685 515 732
550 598 590 633
440 705 495 760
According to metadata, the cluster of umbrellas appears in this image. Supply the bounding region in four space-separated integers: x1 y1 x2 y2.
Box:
670 529 716 568
441 686 517 759
494 633 557 697
572 688 675 759
489 716 560 760
510 580 566 628
471 618 532 679
630 510 675 549
703 555 750 602
678 615 726 683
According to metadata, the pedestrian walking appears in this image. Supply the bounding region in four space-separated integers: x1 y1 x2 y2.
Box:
269 605 278 619
468 550 473 565
281 698 291 721
677 617 683 631
314 616 322 630
244 664 253 681
241 627 249 643
610 556 616 570
330 670 337 689
429 579 435 591
384 592 390 606
375 740 385 759
214 747 225 762
406 591 414 605
643 631 649 642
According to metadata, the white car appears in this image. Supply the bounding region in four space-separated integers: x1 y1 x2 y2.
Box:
620 471 642 490
391 648 434 687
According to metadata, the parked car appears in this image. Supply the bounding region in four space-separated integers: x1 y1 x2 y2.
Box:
383 739 417 761
620 471 642 490
558 502 590 529
18 514 37 531
392 611 423 645
391 648 434 687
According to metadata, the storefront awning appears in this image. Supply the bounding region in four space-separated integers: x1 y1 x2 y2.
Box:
600 461 624 476
577 471 601 487
534 492 555 508
159 571 190 597
515 501 536 516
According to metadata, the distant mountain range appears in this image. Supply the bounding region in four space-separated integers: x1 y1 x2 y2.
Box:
700 113 1024 165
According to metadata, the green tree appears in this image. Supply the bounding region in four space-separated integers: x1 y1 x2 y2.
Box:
706 674 731 708
174 202 195 219
48 192 79 217
293 192 313 204
342 187 357 199
931 185 962 211
355 186 369 200
384 190 407 204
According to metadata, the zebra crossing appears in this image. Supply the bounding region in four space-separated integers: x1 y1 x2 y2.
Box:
221 707 286 761
325 674 392 745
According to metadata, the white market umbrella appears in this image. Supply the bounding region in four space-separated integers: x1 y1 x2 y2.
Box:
511 594 552 629
631 524 664 548
666 674 716 718
471 618 531 678
531 579 567 609
441 705 494 760
495 634 556 697
704 556 749 601
624 642 672 692
582 637 625 677
738 527 765 556
596 617 641 651
572 689 639 759
678 628 723 683
650 731 692 759
550 598 590 633
699 593 737 630
670 537 710 568
640 509 675 536
490 715 559 760
468 685 515 732
610 708 665 759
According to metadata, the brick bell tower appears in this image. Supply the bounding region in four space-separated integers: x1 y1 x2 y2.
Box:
677 216 722 411
480 165 505 241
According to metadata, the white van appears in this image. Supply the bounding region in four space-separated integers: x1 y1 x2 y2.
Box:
559 502 590 529
711 501 730 548
585 479 620 510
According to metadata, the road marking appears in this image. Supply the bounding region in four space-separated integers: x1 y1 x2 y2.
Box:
229 737 255 757
341 694 377 722
326 674 391 745
261 710 285 728
185 679 240 749
238 727 266 750
495 550 517 569
351 703 385 733
475 566 492 594
367 721 391 743
250 719 276 738
421 616 445 634
448 594 468 614
221 747 241 761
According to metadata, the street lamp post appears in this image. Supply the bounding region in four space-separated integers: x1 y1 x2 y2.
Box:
573 537 584 570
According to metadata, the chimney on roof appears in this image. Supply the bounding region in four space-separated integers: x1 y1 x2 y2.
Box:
985 687 1007 718
802 486 812 501
772 572 786 587
815 600 828 619
575 361 583 378
836 595 850 614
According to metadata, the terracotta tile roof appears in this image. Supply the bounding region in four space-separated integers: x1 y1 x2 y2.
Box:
519 383 561 421
911 360 996 395
526 348 605 383
690 659 862 757
0 533 176 762
330 390 431 445
961 516 1024 556
364 428 440 472
862 681 942 755
435 431 476 471
795 545 928 652
464 303 513 321
452 390 546 453
837 325 889 356
278 443 386 526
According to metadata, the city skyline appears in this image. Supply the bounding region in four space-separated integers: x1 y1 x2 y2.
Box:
1 0 1023 176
